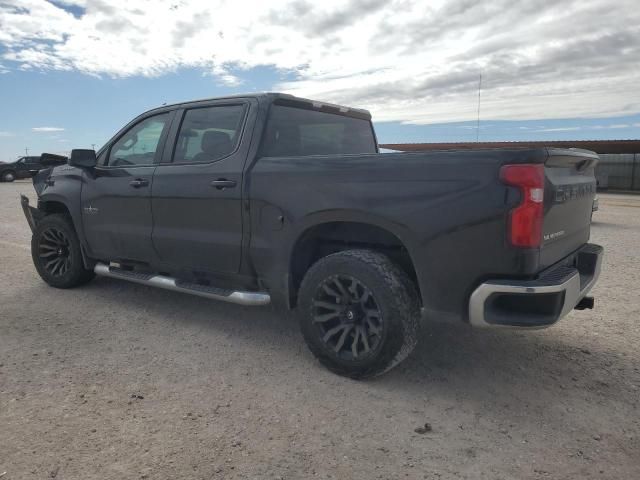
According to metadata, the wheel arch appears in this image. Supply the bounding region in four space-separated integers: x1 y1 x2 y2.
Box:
287 218 420 308
39 199 72 216
37 196 93 269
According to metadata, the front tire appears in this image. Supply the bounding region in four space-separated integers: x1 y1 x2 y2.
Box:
1 170 16 182
298 249 420 379
31 214 95 288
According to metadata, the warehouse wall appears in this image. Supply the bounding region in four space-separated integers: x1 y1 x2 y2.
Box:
596 154 640 191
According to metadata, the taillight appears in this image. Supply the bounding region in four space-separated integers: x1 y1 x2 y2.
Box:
500 164 545 248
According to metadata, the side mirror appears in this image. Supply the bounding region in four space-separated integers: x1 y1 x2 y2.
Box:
69 149 97 168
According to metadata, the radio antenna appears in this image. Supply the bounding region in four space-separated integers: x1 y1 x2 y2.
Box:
476 73 482 142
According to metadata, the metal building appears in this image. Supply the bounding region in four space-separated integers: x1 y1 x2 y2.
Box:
380 140 640 192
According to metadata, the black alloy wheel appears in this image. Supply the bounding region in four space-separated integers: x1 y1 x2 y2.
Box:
38 227 73 277
312 274 384 360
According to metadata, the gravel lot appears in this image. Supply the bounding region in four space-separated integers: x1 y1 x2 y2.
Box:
1 180 638 480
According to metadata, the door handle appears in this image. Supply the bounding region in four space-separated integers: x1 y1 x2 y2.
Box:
210 179 237 190
129 178 149 188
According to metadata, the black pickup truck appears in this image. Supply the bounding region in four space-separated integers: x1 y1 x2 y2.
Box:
21 93 603 378
1 156 44 182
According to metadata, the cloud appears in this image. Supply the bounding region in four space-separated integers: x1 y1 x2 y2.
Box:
210 64 243 87
32 127 65 132
0 131 15 137
1 0 639 124
534 123 639 133
535 127 583 133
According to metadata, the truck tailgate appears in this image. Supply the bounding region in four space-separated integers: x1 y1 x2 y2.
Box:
540 148 598 269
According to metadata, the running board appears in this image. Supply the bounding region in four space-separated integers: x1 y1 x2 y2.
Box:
93 263 270 306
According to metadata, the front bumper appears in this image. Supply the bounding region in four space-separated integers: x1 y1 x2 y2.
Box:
21 194 43 233
469 243 603 328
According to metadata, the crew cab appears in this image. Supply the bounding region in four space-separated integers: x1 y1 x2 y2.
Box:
21 93 603 378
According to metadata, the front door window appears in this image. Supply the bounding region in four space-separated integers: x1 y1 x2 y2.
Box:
108 113 170 167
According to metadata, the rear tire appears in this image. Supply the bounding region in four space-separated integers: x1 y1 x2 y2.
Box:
1 170 16 182
31 214 95 288
297 249 420 379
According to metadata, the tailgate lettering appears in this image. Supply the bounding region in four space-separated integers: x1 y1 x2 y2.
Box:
544 230 565 242
554 182 595 203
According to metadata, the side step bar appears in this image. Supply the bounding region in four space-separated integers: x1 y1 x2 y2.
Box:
94 263 270 306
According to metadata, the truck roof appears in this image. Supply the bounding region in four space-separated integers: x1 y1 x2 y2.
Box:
156 92 372 121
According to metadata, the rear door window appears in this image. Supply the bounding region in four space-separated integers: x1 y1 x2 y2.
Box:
261 105 376 157
173 105 246 164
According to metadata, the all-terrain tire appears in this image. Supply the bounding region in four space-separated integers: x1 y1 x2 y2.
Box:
298 249 420 379
31 214 95 288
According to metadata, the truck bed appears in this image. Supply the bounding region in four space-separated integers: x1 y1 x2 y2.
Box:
249 147 598 321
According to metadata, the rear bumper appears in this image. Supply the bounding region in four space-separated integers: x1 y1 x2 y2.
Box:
469 243 603 328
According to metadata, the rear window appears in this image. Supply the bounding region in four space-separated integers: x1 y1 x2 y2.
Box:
261 105 376 157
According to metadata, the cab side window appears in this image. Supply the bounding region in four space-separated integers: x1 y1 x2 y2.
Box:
173 105 245 164
108 113 170 167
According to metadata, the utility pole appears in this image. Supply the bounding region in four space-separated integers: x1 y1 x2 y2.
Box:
24 147 29 156
91 144 96 151
476 73 482 143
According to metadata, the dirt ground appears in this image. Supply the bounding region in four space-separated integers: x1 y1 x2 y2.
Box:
0 180 638 480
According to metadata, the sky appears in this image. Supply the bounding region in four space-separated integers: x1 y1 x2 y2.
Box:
0 0 639 160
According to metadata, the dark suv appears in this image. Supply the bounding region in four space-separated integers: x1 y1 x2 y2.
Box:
0 156 43 182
